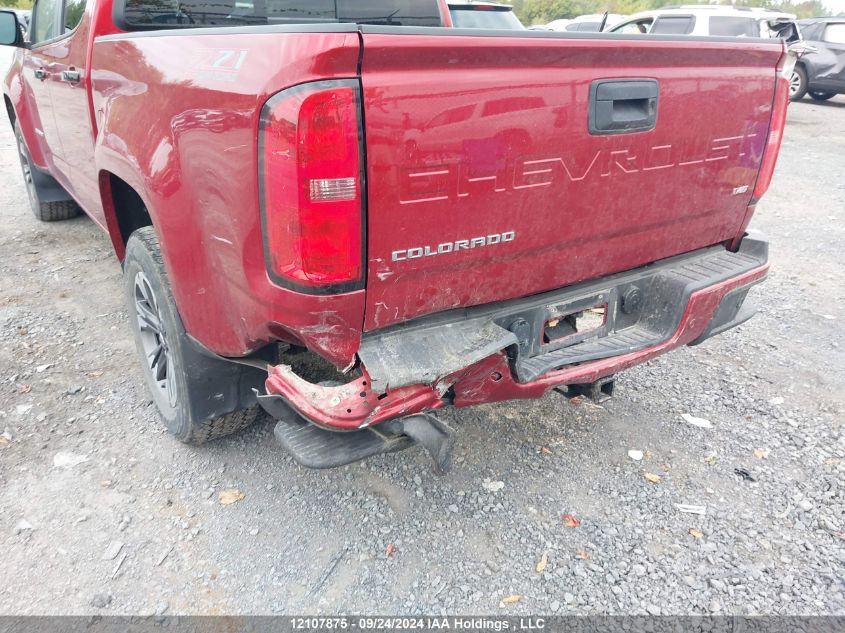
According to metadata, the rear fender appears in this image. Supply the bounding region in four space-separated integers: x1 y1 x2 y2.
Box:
90 30 364 362
4 61 49 169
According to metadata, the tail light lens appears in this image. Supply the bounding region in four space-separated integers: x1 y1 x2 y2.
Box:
259 79 364 292
752 54 792 201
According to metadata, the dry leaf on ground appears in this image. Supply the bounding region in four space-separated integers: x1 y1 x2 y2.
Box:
644 472 661 483
501 595 522 605
562 514 581 528
218 489 245 505
688 528 704 539
535 552 548 573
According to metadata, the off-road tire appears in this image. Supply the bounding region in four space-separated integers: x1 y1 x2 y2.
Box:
184 408 261 444
124 226 260 444
14 123 81 222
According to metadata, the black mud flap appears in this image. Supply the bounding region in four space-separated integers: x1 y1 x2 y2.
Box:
257 393 455 474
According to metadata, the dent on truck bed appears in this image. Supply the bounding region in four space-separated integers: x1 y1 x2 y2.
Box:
357 31 781 331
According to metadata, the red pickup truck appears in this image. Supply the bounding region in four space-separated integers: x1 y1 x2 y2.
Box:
1 0 789 472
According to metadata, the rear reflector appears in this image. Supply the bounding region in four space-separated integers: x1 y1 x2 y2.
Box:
310 177 357 202
752 58 791 201
259 79 364 293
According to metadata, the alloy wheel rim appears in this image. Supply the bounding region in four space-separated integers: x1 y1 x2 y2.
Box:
134 272 177 408
16 135 38 206
789 71 801 97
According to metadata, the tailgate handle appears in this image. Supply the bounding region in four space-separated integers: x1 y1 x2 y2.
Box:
589 79 658 135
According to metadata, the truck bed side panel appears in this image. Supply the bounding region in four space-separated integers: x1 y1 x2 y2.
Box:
91 29 364 363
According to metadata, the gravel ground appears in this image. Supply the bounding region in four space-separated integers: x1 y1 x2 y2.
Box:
0 61 844 614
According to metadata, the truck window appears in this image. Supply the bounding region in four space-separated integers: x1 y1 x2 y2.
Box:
120 0 441 28
229 0 336 24
709 16 757 37
449 7 523 30
651 16 694 35
338 0 441 26
63 0 86 32
31 0 61 43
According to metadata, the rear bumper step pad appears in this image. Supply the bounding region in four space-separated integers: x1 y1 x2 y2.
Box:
258 392 455 473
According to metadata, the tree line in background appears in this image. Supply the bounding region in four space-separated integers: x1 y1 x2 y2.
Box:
511 0 834 23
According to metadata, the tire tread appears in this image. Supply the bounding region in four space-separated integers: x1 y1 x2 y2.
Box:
183 407 263 445
127 227 260 445
35 200 81 222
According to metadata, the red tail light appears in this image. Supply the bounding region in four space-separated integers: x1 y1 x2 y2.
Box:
752 58 791 201
259 79 364 293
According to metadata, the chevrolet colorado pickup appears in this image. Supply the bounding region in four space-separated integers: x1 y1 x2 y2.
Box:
1 0 790 473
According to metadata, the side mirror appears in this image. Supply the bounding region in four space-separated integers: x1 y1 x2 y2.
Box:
0 10 24 47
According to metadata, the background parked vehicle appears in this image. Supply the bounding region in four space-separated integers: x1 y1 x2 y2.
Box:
11 9 29 37
447 1 525 29
608 5 796 37
547 13 624 32
791 17 845 101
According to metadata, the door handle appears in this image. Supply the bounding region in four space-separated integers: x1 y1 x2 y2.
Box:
589 79 659 135
33 68 47 80
61 69 81 83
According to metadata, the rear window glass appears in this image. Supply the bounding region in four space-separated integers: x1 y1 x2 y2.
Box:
651 16 694 35
709 16 758 37
449 7 524 30
121 0 442 29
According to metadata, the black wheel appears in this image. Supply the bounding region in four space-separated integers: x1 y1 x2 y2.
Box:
808 91 835 102
14 123 81 222
789 66 808 102
124 227 260 444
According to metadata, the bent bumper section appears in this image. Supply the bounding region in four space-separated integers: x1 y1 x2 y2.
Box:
260 233 769 435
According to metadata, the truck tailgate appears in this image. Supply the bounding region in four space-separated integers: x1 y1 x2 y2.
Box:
359 30 782 331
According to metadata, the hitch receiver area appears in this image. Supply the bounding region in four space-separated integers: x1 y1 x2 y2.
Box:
556 376 615 404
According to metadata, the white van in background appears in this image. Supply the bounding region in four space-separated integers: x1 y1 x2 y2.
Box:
608 5 796 37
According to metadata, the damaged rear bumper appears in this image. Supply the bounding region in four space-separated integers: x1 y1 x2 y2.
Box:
261 233 769 431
